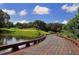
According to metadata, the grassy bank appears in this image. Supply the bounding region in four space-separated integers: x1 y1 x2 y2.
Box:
60 31 78 40
0 28 48 39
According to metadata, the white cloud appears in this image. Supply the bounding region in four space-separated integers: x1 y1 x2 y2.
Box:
33 5 50 15
62 4 68 10
14 20 30 24
19 9 28 16
62 20 68 24
61 4 79 12
2 9 16 15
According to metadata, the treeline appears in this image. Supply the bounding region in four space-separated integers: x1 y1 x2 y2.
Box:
61 8 79 39
9 20 63 32
0 9 63 32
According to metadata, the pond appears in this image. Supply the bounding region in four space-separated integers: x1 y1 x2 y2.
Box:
0 35 33 54
0 35 31 45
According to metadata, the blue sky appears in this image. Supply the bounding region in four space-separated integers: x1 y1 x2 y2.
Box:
0 3 78 24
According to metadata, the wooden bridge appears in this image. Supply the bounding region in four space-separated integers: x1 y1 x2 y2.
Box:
1 34 79 55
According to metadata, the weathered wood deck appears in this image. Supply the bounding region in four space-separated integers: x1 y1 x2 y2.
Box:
8 34 79 55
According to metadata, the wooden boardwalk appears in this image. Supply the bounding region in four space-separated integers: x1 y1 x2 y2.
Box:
8 34 79 55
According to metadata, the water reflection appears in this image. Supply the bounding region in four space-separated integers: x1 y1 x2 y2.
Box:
0 35 30 45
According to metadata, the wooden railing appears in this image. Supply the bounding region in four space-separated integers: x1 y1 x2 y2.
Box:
0 35 46 54
57 33 79 47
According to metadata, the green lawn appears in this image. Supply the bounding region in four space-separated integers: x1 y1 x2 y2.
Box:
0 28 48 39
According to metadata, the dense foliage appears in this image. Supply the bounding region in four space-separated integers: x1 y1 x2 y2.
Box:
14 20 63 32
61 9 79 39
0 9 10 28
47 23 63 32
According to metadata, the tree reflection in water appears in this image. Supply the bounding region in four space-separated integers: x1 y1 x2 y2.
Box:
0 35 30 45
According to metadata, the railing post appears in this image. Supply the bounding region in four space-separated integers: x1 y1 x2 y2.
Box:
12 46 19 52
0 36 46 54
42 38 44 41
26 43 30 47
34 41 37 44
38 40 40 43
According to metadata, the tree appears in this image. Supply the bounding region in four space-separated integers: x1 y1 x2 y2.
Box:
47 23 63 32
0 9 10 28
27 22 34 28
21 23 28 28
7 22 14 28
33 20 47 31
15 22 22 28
62 7 79 39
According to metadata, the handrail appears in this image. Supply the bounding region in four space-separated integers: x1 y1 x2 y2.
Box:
0 35 46 54
57 33 79 47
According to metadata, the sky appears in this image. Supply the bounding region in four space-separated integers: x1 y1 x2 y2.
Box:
0 3 79 24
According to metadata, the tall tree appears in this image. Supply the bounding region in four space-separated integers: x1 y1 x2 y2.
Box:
62 7 79 39
33 20 47 31
0 9 10 28
15 22 22 28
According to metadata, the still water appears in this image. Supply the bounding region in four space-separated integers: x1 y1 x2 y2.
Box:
0 35 30 45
